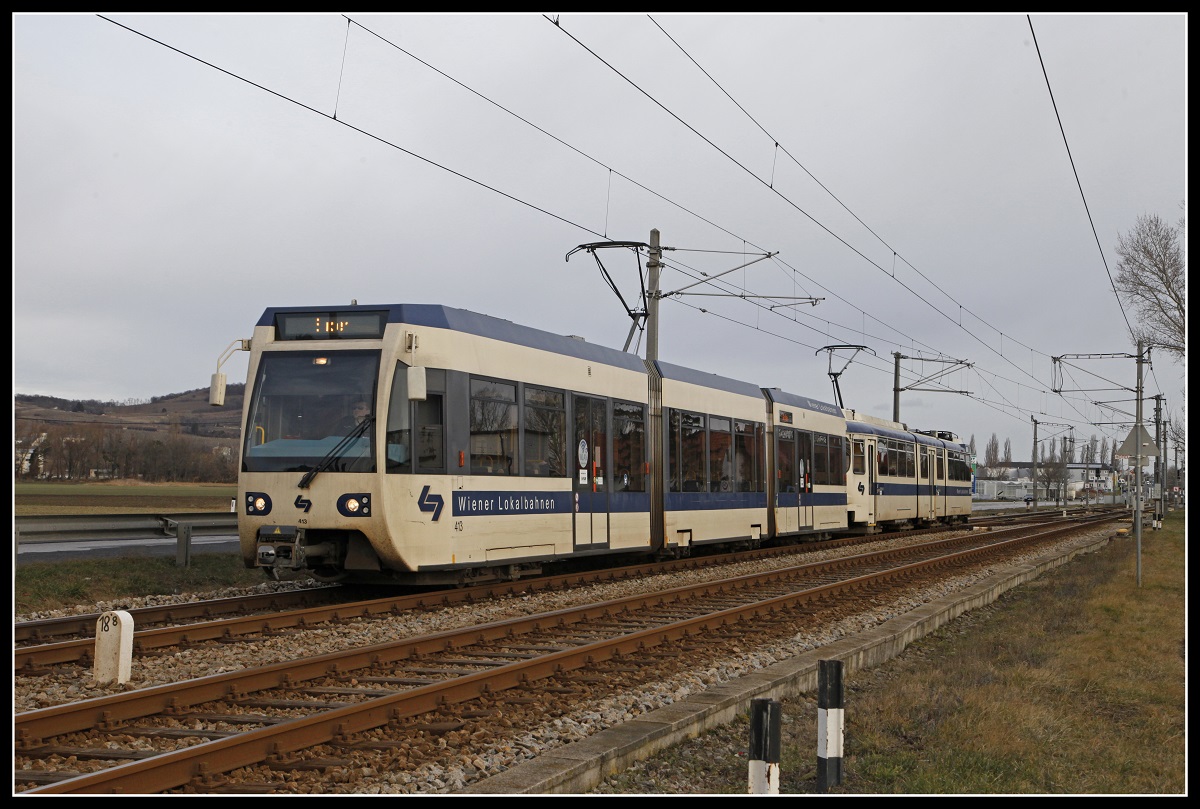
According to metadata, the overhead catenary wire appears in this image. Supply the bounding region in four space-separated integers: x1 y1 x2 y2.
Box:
549 15 1110 430
1026 15 1137 342
94 14 1147 438
96 14 608 243
345 14 1009 395
342 13 975 377
99 13 964 407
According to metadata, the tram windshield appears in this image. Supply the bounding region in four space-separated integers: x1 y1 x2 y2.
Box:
242 350 380 473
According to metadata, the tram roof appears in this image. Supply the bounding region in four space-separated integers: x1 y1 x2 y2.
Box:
761 388 844 418
846 420 963 449
653 360 766 398
258 303 648 372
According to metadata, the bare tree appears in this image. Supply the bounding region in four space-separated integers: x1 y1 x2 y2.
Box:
1166 413 1186 458
981 433 1006 480
1114 208 1186 360
98 429 133 479
1053 462 1072 503
1166 411 1186 492
1002 438 1012 464
1036 441 1063 503
984 433 1000 468
1080 434 1100 496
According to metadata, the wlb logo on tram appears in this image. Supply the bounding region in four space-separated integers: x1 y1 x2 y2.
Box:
417 485 444 521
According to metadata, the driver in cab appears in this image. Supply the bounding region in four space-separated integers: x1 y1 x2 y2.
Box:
329 399 370 435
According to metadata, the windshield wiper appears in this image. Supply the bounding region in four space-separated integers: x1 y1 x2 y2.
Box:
297 416 374 489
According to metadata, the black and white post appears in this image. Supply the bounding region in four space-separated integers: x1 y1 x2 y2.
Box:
748 698 781 794
817 659 845 791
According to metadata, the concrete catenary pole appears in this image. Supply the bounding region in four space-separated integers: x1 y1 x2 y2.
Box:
893 352 903 422
1134 341 1144 586
645 229 661 365
1031 417 1039 508
1154 395 1165 528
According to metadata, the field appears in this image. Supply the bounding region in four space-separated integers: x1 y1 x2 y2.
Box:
15 481 253 613
15 481 237 516
596 508 1187 794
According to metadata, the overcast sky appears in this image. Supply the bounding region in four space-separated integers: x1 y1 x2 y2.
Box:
13 13 1186 464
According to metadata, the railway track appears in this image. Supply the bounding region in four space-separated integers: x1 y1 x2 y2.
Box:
15 506 1117 658
15 513 1123 794
15 525 954 668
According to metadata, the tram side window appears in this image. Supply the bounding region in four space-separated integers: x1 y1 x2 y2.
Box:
828 435 844 483
524 386 566 477
415 395 444 472
470 378 517 475
385 363 412 469
734 420 764 492
920 450 929 479
937 453 945 481
949 451 969 482
777 429 797 492
881 439 910 478
760 424 768 489
754 422 766 492
680 411 706 492
813 433 830 486
852 440 866 476
613 401 646 492
667 410 681 492
709 416 733 492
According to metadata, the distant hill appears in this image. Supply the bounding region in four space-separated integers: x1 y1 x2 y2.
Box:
14 385 244 440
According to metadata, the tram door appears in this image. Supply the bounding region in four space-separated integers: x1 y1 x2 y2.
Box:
776 430 797 534
868 439 879 525
923 448 937 520
573 395 609 550
797 431 814 530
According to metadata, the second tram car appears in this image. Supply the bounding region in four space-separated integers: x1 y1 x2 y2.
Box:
213 303 971 585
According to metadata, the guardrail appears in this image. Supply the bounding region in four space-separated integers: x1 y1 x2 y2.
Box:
14 513 239 543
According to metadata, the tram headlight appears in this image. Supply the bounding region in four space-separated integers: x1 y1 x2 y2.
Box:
337 493 371 517
245 492 273 515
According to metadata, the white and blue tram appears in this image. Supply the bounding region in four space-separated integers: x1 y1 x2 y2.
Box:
214 303 970 584
843 414 973 529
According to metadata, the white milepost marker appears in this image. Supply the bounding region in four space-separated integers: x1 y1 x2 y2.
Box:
94 610 134 684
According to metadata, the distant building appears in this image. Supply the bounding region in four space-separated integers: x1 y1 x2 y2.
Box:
975 461 1118 501
990 461 1116 484
14 432 47 477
